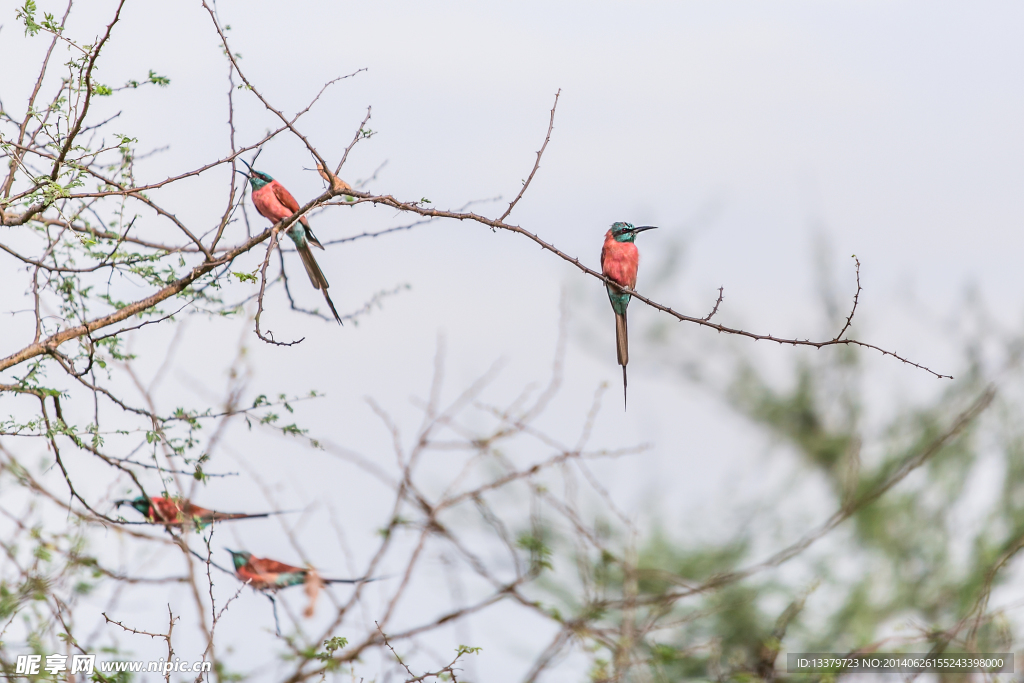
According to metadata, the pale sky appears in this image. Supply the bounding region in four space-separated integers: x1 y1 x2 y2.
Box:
2 0 1022 679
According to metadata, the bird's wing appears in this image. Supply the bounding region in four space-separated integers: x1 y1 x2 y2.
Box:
304 226 324 250
250 557 304 574
272 182 309 226
182 502 215 519
272 183 301 213
152 498 182 522
626 246 639 289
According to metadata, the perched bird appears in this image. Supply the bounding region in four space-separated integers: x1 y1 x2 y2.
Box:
600 222 658 409
227 550 372 619
116 496 281 528
315 163 353 194
237 158 342 324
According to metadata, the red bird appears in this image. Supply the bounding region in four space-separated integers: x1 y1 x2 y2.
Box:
600 222 657 408
238 158 342 324
227 550 373 619
116 496 279 528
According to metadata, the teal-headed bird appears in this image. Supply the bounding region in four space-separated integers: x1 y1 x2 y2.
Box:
601 222 657 409
227 549 373 619
237 159 342 324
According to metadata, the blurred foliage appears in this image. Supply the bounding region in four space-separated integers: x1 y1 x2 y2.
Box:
551 242 1024 682
5 3 1022 681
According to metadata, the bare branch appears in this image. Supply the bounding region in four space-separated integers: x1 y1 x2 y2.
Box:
499 89 560 222
330 190 952 379
832 254 861 341
702 286 724 322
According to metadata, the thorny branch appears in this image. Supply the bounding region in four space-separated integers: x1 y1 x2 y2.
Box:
0 2 991 681
0 8 945 380
376 622 477 683
832 254 861 341
703 286 725 322
254 226 304 346
499 89 560 222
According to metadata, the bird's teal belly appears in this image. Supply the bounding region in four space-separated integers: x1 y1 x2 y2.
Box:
606 284 631 316
285 224 307 247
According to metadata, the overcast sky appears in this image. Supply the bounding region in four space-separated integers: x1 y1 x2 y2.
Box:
2 0 1022 678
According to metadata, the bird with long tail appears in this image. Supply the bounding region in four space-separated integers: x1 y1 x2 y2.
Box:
600 222 658 409
236 158 342 324
227 549 377 631
116 496 286 529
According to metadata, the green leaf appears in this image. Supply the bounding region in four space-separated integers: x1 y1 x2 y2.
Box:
147 70 171 87
16 0 41 36
316 636 349 663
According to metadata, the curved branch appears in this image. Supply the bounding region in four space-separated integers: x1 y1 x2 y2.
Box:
832 254 861 341
499 88 559 222
330 189 952 380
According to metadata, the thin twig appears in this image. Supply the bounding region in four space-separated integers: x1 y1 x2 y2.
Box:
499 89 560 222
832 255 861 341
703 286 724 322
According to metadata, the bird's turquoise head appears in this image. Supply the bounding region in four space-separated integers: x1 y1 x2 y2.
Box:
115 496 150 516
226 549 251 570
610 222 658 243
236 158 273 191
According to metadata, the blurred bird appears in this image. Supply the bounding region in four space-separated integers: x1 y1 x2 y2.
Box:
116 496 281 528
600 222 658 409
226 550 373 619
237 158 342 324
315 163 353 194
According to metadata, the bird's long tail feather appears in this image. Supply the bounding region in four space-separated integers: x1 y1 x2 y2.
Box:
615 312 628 409
615 312 628 366
622 366 627 410
206 510 291 523
321 290 342 325
297 244 343 325
322 575 383 584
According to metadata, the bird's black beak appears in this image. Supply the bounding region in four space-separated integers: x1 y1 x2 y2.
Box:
631 225 658 234
234 169 250 179
114 499 128 508
238 157 254 173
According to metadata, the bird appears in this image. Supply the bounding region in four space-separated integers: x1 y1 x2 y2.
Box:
600 222 658 409
236 158 342 324
115 496 282 528
315 163 353 194
226 550 373 621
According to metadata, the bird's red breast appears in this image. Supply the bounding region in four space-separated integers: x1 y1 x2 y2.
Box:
252 180 309 227
601 230 640 289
